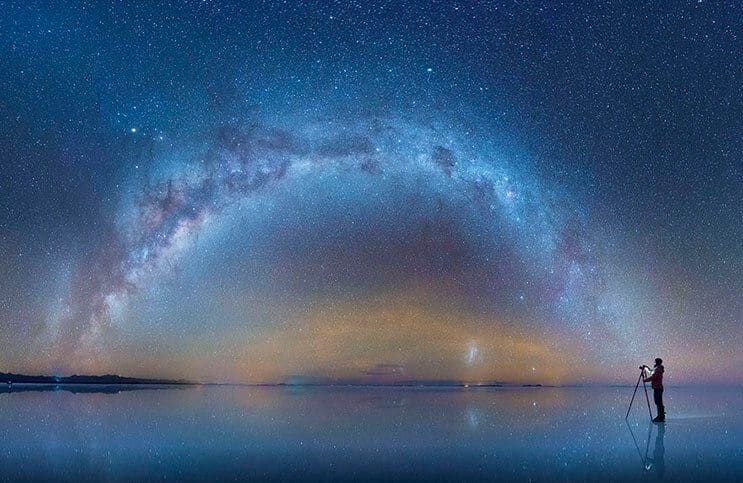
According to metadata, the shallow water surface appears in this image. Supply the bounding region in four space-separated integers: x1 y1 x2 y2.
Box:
0 385 740 481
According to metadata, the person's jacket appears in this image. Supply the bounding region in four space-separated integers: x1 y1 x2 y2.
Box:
643 365 664 389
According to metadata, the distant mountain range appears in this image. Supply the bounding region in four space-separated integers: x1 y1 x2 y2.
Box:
0 372 193 385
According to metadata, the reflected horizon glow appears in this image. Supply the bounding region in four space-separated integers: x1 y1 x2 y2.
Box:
0 386 740 480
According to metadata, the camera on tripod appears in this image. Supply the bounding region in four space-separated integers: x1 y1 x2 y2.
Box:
626 365 653 420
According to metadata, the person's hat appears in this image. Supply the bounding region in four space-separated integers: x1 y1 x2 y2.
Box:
655 358 663 365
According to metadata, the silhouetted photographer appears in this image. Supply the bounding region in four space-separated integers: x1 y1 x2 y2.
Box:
642 358 665 423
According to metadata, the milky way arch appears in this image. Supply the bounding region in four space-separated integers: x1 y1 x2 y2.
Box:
44 115 605 367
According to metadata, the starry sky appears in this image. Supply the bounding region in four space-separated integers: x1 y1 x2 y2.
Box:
0 1 740 385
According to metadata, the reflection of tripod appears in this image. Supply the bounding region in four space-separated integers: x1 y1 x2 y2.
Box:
625 419 652 470
625 366 652 420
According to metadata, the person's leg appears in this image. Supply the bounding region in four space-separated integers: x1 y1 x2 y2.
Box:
653 388 659 419
653 388 665 421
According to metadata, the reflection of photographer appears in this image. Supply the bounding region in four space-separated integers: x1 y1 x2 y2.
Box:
641 358 665 423
646 423 666 478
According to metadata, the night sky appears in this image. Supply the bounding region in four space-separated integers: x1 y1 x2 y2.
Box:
1 1 740 385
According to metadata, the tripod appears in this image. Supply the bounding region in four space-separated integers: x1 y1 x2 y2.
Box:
625 419 653 470
625 366 653 420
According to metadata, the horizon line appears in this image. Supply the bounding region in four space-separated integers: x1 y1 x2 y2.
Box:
3 370 740 388
4 381 742 389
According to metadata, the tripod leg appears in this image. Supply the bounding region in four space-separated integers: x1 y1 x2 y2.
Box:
642 421 653 470
644 421 653 462
625 419 645 466
643 378 653 420
626 372 642 419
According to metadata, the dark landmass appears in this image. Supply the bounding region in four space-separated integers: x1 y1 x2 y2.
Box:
0 372 193 385
0 384 192 395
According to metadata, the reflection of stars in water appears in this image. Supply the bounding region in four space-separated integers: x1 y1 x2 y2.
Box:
465 406 482 429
